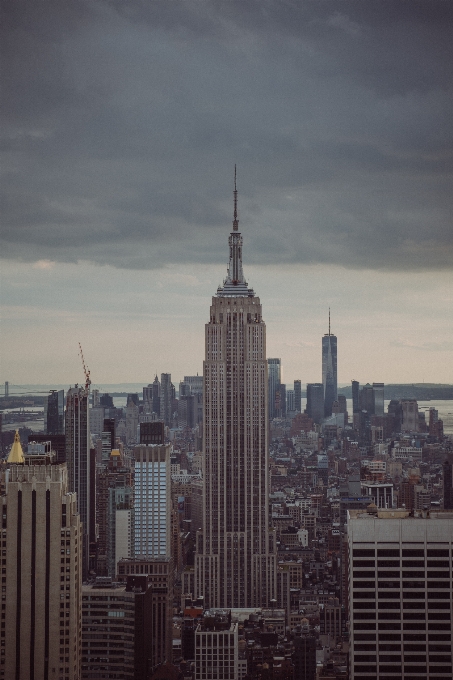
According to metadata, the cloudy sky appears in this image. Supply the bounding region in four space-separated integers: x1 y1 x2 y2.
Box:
1 0 452 388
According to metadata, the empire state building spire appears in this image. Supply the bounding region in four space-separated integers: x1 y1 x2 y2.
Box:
217 166 255 297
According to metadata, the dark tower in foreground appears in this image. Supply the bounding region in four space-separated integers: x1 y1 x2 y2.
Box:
322 309 337 417
195 169 276 608
65 385 91 580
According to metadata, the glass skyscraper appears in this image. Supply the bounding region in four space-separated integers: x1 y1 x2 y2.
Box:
322 311 337 417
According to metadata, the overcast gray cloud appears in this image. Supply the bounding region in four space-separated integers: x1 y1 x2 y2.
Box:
1 0 452 270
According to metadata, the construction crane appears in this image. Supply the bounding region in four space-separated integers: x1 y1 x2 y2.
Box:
78 342 91 391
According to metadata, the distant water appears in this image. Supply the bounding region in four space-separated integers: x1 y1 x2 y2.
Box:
4 383 154 396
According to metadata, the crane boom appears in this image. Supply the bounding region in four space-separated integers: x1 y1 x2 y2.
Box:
78 342 91 390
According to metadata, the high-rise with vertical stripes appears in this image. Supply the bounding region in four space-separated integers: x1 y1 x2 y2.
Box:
2 435 81 680
195 170 276 608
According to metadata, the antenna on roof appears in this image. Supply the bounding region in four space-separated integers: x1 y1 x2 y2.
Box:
233 165 238 231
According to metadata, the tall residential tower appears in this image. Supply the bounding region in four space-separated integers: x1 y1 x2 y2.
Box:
195 170 276 608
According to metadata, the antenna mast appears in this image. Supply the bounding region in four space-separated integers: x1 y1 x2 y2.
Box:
78 342 91 391
233 164 239 231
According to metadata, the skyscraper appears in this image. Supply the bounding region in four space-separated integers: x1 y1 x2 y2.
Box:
348 507 453 680
286 388 295 413
372 382 385 416
3 435 81 679
65 385 91 580
195 170 276 608
351 380 360 413
306 383 324 425
160 373 173 426
294 379 302 413
268 358 281 420
46 388 65 434
134 444 171 558
322 310 337 417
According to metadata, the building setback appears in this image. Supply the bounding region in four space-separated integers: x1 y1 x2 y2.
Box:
2 435 81 680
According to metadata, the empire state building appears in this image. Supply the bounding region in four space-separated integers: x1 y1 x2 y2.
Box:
195 171 276 608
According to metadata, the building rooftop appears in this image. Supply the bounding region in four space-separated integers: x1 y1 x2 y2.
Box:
348 508 453 520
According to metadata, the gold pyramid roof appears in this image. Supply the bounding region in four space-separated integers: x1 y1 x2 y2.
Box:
7 430 25 464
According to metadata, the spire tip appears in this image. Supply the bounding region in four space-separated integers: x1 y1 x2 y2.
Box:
233 165 238 231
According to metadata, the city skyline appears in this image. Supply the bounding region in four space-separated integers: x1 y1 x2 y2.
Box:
1 1 452 386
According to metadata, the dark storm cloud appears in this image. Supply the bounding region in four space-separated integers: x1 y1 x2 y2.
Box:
1 0 452 270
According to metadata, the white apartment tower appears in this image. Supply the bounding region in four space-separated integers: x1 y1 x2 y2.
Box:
195 170 277 608
133 444 171 558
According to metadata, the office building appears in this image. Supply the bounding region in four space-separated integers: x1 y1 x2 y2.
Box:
287 388 295 414
443 458 453 510
96 449 133 576
320 598 347 641
100 393 114 408
372 383 385 417
81 576 153 680
348 507 453 680
125 396 139 445
195 173 277 608
46 389 65 434
89 405 104 438
292 635 316 680
294 379 302 413
2 435 81 680
306 383 324 424
268 358 281 420
360 383 375 414
149 377 161 414
322 310 337 417
103 417 115 450
195 610 239 680
65 384 92 580
352 380 360 413
160 373 173 426
402 399 419 432
278 382 287 418
117 557 173 667
184 375 203 394
134 444 171 558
